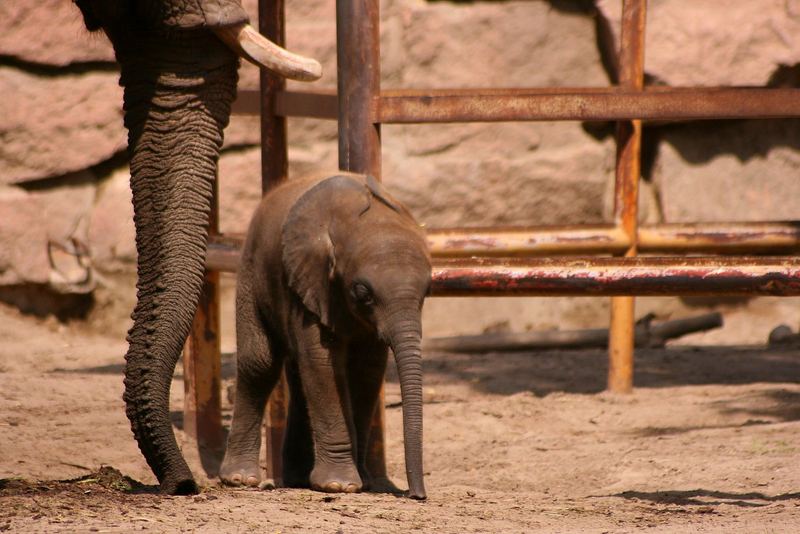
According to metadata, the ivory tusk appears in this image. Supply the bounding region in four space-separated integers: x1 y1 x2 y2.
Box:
213 23 322 82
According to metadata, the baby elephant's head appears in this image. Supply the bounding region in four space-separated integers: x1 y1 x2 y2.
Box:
282 173 430 499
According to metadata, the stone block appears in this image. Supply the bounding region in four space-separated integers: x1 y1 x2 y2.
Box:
0 1 115 67
88 166 136 271
0 66 125 184
382 121 615 227
0 187 50 286
0 174 98 295
216 142 339 235
655 119 800 222
32 171 96 245
597 0 800 86
218 147 263 235
396 0 607 88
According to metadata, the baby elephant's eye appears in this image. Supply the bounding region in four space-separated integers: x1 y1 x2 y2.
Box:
351 282 374 305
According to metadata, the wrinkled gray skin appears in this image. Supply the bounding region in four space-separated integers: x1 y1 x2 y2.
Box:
73 0 250 494
220 174 431 499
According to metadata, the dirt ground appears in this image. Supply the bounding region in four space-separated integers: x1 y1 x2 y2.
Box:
2 301 800 533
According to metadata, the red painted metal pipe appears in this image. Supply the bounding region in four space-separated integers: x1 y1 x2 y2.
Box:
206 243 800 297
431 257 800 297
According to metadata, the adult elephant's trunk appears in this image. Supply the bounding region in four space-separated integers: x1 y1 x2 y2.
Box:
387 312 427 500
116 30 238 495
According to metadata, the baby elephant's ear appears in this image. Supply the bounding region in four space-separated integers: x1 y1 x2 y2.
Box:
364 175 415 219
281 176 367 327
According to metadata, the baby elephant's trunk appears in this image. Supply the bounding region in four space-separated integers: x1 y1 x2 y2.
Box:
388 314 427 500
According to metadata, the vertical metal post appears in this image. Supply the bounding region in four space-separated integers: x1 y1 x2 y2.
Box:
183 169 224 473
608 0 646 393
260 0 290 485
336 0 387 479
337 0 382 179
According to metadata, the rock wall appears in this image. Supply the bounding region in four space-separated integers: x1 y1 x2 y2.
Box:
2 1 799 341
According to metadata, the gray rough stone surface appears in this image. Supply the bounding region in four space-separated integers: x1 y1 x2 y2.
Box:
655 120 800 222
397 0 606 88
0 187 50 285
33 171 96 246
88 166 136 271
378 0 616 228
597 0 800 86
0 1 115 66
0 66 125 184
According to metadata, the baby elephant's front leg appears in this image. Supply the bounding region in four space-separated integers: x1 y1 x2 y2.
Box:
220 288 282 488
295 323 361 493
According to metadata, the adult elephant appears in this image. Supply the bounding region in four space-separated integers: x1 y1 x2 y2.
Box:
72 0 321 495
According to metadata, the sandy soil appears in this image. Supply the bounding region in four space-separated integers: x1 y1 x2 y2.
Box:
2 301 800 533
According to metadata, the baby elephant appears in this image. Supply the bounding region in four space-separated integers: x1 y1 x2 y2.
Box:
220 173 431 499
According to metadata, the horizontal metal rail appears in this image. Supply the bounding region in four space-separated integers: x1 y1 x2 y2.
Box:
637 222 800 254
208 222 800 269
429 222 800 257
428 225 631 256
231 87 800 122
379 87 800 123
432 257 800 297
206 246 800 296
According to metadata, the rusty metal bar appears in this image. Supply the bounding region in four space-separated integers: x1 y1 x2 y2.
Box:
205 243 800 296
608 0 646 394
428 223 800 257
427 225 630 257
182 268 224 464
259 0 289 483
262 370 288 486
276 89 339 119
207 221 800 270
638 222 800 254
261 0 288 191
232 87 800 122
183 156 224 468
378 87 800 123
431 257 800 297
336 0 388 483
232 89 338 119
337 0 382 177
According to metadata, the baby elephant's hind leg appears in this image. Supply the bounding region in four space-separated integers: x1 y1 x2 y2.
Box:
220 292 281 488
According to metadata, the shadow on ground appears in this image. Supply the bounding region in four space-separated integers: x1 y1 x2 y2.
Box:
612 488 800 508
405 346 800 397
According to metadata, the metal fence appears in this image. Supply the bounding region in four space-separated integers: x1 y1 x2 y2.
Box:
183 0 800 482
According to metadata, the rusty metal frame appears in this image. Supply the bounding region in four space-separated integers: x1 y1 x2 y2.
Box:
187 0 800 483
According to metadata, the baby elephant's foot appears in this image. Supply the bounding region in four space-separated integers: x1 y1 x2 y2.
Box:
219 455 261 488
310 463 362 494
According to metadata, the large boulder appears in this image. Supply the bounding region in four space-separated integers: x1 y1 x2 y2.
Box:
0 187 50 286
0 172 96 289
0 1 114 67
379 0 616 227
0 66 125 184
655 119 800 222
383 121 615 227
88 166 136 271
596 0 800 86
